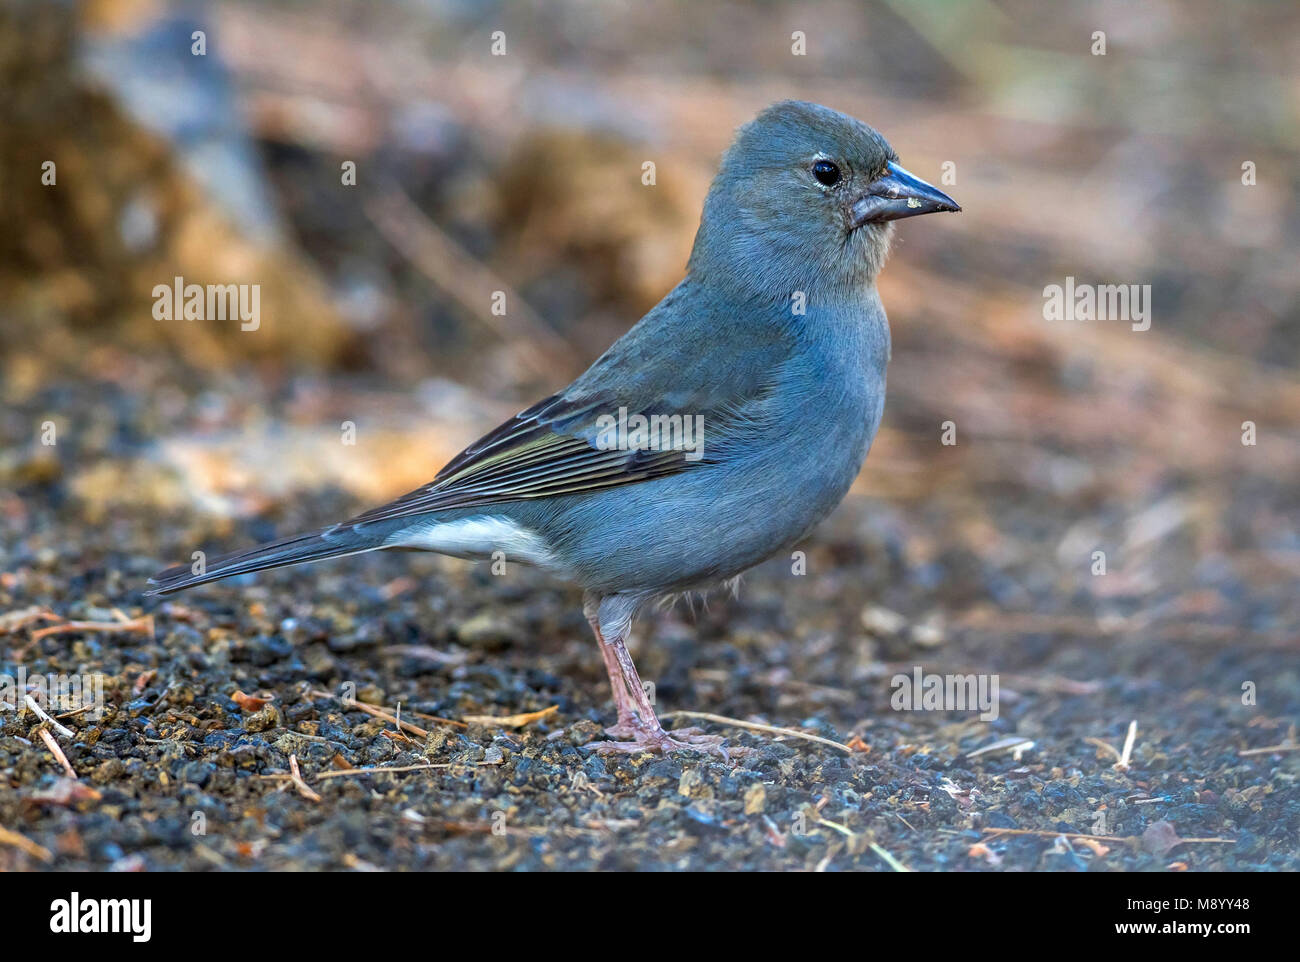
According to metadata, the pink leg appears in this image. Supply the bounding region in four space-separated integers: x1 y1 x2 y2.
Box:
585 604 640 738
583 594 730 758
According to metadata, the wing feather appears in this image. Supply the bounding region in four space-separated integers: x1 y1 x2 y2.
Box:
342 395 698 527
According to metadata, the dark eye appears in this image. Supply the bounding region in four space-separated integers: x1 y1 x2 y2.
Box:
812 160 841 187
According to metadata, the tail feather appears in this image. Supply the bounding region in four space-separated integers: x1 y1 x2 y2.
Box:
146 526 384 596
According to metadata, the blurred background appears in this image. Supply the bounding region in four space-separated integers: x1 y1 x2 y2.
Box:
4 0 1298 636
2 0 1299 872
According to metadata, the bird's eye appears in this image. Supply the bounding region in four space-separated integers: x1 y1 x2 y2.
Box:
811 160 841 187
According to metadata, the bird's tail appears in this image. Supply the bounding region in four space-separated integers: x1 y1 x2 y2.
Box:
146 525 385 596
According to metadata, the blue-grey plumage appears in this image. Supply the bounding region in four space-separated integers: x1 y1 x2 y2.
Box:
501 281 891 596
148 101 959 755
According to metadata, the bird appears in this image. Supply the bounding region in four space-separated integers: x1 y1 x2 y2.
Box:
148 100 960 756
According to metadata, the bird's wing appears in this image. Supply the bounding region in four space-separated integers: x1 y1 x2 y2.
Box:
342 392 705 526
344 285 793 528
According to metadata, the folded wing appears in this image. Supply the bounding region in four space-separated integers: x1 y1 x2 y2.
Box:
341 393 701 526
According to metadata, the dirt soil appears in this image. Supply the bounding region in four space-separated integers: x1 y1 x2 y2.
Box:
2 380 1297 873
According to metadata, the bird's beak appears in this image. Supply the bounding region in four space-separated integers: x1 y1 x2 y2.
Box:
850 161 961 227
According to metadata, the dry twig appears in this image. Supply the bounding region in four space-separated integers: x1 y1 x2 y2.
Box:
1086 720 1139 770
313 759 502 780
660 710 860 754
310 689 466 732
461 705 558 728
0 606 60 635
38 728 77 779
25 696 74 738
1118 720 1138 769
288 754 322 802
30 614 154 643
0 825 53 863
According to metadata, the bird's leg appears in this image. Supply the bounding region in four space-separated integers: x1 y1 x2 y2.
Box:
582 595 729 758
585 605 641 738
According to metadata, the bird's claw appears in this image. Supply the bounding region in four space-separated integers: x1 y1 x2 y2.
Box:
585 724 732 759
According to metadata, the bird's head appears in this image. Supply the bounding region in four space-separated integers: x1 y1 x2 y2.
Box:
689 100 959 303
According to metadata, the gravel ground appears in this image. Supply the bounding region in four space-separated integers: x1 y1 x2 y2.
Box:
2 382 1298 873
4 0 1299 876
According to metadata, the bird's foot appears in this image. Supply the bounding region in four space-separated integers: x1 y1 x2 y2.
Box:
585 723 731 759
602 719 644 739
